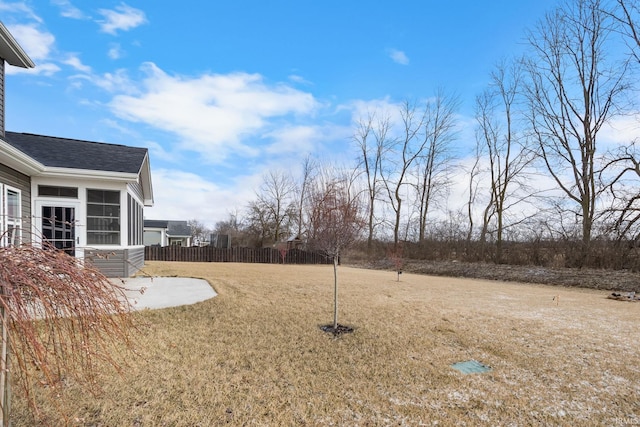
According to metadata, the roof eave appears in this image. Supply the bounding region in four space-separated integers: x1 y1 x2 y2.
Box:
139 151 154 207
36 167 139 182
0 138 43 174
0 22 35 68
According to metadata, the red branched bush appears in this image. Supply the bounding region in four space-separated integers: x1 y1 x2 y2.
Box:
0 242 139 424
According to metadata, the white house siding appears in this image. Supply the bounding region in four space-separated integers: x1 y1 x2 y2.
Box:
30 176 145 277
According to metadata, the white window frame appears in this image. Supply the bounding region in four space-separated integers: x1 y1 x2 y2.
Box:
1 184 21 247
86 189 121 246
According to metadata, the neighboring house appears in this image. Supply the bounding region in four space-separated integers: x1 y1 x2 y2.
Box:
0 22 154 277
143 219 169 246
286 235 303 250
144 220 192 247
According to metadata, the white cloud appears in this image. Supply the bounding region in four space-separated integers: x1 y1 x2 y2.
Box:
288 74 312 85
347 97 397 122
600 115 640 146
265 125 319 154
71 68 135 94
108 43 123 60
0 2 42 23
6 61 60 76
144 168 259 227
63 54 92 73
6 24 54 61
97 3 147 35
51 0 86 19
3 23 63 75
109 62 319 163
388 48 409 65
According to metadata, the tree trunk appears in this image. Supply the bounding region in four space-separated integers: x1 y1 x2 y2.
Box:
333 254 338 329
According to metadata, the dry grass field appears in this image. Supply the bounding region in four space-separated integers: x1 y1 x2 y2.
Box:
11 262 640 426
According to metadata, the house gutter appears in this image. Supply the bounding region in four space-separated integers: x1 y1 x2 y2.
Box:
35 167 139 182
0 138 42 175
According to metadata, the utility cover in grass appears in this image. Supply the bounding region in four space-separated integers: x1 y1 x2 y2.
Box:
451 360 491 374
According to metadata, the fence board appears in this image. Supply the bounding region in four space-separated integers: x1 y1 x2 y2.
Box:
144 246 332 264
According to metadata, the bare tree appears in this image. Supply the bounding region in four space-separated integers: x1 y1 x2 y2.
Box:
524 0 629 266
610 0 640 62
475 60 535 263
411 89 459 243
187 219 209 246
293 155 317 243
601 142 640 241
248 170 296 246
306 167 364 332
213 209 249 247
381 100 433 248
1 241 137 425
353 112 392 253
466 142 483 246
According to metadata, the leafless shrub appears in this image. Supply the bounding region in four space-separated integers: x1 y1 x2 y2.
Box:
0 241 139 424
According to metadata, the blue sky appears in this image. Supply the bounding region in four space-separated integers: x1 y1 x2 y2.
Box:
2 0 559 226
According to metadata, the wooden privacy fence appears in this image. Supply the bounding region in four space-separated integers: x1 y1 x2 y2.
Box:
144 246 333 264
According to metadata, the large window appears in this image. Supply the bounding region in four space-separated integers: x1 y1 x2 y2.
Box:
87 189 120 245
1 185 21 246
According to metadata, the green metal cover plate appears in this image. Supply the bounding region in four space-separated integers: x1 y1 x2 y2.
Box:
451 360 491 374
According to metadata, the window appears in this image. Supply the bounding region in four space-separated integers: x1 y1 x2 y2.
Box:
1 185 21 246
127 194 143 245
38 185 78 198
87 189 120 245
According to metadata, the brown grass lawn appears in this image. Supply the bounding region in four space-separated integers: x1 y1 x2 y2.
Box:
12 262 640 426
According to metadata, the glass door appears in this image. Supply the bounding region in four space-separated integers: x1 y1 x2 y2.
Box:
41 206 76 256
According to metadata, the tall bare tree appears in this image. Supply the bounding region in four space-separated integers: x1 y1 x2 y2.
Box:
293 155 317 242
601 142 640 241
381 101 434 248
353 112 392 253
475 60 535 263
524 0 629 266
411 89 459 243
598 0 640 243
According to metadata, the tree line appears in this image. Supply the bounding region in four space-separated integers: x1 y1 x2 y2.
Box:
202 0 640 270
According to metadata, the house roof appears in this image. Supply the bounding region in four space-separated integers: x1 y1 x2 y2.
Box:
167 221 192 237
0 22 35 68
144 219 169 229
144 220 191 237
3 132 148 174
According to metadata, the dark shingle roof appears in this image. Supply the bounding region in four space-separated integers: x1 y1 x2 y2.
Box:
3 131 147 174
144 220 169 229
167 221 191 236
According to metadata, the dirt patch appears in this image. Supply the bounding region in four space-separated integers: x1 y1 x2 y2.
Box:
357 259 640 293
320 323 354 336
